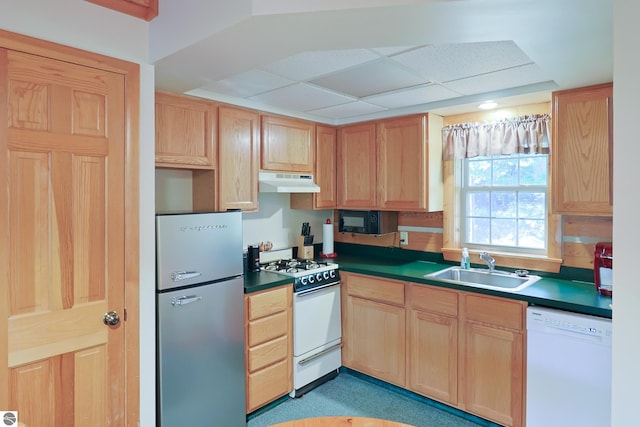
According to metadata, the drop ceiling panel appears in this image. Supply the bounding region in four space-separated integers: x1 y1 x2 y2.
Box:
365 83 463 108
309 101 388 120
310 59 426 98
444 63 549 95
261 49 381 81
391 41 534 82
248 82 355 111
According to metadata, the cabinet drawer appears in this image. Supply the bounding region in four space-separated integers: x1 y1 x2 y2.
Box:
248 335 289 372
247 286 290 320
248 311 288 347
247 359 290 411
346 273 405 306
408 284 458 316
464 294 525 331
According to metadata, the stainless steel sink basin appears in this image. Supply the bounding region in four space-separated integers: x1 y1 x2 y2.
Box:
425 266 541 292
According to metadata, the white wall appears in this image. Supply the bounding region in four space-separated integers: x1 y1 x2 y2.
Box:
611 1 640 426
155 169 333 250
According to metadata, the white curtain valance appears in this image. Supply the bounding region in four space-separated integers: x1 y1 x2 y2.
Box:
442 114 551 160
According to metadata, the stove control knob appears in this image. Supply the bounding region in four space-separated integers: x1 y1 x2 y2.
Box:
323 271 330 280
300 276 308 286
308 275 315 284
316 273 323 282
329 270 336 279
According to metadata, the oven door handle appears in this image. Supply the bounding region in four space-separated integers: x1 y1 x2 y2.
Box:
295 281 340 296
298 341 342 366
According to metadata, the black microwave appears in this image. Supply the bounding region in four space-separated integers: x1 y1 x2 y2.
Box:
338 210 398 235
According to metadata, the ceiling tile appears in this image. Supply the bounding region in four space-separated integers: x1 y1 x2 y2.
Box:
391 41 534 82
200 69 294 97
248 83 355 111
308 101 387 120
364 83 463 108
443 63 549 95
310 59 426 98
262 49 381 81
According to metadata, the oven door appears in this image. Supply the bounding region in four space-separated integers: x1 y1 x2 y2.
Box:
293 282 341 356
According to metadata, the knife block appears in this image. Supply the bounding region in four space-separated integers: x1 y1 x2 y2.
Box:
298 236 314 260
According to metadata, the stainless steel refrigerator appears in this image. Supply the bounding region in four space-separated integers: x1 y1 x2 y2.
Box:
156 211 246 427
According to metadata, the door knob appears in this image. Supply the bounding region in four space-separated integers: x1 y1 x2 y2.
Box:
103 310 120 326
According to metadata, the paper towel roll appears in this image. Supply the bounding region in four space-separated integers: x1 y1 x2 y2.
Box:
322 223 334 255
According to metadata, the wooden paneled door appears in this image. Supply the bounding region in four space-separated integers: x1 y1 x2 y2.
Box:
0 48 128 426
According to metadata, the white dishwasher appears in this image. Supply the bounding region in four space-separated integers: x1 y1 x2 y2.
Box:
526 306 612 427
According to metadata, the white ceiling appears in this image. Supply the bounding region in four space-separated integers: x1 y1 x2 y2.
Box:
151 0 612 124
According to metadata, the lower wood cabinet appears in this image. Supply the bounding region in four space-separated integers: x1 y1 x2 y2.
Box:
341 273 405 387
245 285 293 413
343 273 527 427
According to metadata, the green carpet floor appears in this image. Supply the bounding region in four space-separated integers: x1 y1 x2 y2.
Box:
247 370 500 427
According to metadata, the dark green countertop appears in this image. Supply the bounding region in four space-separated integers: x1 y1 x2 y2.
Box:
244 252 612 318
334 255 612 318
244 270 293 293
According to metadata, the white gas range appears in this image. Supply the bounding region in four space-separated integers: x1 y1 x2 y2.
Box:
261 254 342 397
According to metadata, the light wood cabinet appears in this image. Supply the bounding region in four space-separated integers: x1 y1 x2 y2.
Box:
377 114 443 211
155 91 217 169
342 273 526 427
461 293 526 427
216 105 260 211
337 123 378 208
290 124 338 210
337 114 443 211
245 285 293 413
552 83 613 216
341 273 405 387
261 114 315 173
86 0 158 21
407 284 458 405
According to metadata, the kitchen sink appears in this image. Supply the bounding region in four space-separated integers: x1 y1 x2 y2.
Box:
425 266 541 292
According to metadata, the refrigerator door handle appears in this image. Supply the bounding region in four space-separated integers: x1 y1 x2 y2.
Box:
171 295 203 306
171 271 202 282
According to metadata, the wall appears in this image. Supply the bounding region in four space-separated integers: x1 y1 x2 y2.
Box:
155 169 333 251
612 1 640 425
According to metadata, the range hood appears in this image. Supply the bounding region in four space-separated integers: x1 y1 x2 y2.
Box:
259 172 320 193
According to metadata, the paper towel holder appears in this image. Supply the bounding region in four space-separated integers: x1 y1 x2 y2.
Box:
320 218 338 259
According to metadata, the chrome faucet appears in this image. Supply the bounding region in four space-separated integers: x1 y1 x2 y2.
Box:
479 251 496 272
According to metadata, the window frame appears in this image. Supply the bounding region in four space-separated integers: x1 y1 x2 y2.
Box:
442 157 562 273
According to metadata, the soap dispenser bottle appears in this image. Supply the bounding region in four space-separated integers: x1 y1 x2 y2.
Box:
461 248 470 269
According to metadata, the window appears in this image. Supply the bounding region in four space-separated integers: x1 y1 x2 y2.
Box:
461 153 548 255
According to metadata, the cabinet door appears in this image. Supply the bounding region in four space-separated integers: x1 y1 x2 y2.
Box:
343 295 405 387
218 105 260 211
552 83 613 215
314 124 338 209
155 91 216 169
463 322 524 427
377 115 427 210
408 309 458 404
261 115 314 173
337 123 377 208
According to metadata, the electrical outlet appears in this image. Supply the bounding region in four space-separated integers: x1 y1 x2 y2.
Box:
400 231 408 245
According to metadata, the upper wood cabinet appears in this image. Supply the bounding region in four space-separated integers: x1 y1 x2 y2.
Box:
217 105 260 211
261 115 315 173
377 114 443 211
155 91 217 170
290 124 338 210
552 83 613 216
337 114 443 211
337 123 378 208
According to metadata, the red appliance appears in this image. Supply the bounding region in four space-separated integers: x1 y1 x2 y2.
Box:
594 242 613 296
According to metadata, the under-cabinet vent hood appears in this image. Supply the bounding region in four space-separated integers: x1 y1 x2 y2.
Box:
259 172 320 193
